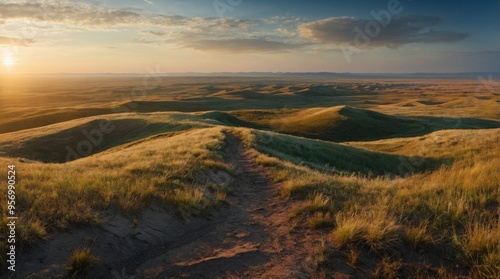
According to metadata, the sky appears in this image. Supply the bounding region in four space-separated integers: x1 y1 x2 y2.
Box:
0 0 498 74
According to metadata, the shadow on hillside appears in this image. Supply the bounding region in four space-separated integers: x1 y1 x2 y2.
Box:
7 119 194 163
230 107 500 142
251 130 445 177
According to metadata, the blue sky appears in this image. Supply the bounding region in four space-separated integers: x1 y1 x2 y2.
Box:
0 0 498 73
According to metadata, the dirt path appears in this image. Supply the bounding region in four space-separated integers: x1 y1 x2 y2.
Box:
134 132 312 278
9 132 316 279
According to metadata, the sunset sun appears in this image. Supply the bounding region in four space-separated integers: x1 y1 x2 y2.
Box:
3 54 15 67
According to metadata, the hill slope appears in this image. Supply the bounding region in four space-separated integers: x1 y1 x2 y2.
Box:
0 112 211 162
232 106 499 142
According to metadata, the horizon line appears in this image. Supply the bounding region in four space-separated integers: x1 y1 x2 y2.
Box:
2 71 499 76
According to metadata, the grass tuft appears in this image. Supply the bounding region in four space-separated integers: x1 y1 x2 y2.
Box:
17 218 47 250
67 247 99 276
373 257 402 279
291 192 331 217
307 212 335 229
403 222 435 249
310 239 328 270
364 215 401 253
331 214 365 249
346 246 360 267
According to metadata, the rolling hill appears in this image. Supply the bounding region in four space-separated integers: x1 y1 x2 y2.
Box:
231 106 499 142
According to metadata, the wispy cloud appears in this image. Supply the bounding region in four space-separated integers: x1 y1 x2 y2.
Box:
0 2 189 29
299 15 467 49
0 2 469 54
0 35 35 46
0 2 261 31
141 30 166 36
179 37 306 53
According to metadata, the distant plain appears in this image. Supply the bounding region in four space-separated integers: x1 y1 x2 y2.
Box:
0 75 498 278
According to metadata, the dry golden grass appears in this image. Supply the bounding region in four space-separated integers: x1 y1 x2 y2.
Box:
233 105 498 142
2 77 498 134
372 257 403 279
235 126 499 277
0 112 216 162
290 193 331 217
66 247 100 277
307 212 335 229
0 127 232 254
331 211 401 252
0 77 498 276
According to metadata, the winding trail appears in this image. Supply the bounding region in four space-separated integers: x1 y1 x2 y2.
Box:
134 132 312 278
11 132 317 279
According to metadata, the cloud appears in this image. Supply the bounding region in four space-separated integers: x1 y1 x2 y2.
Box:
0 35 35 46
180 37 305 53
0 2 260 31
0 2 188 29
299 15 467 49
0 2 304 53
141 30 166 36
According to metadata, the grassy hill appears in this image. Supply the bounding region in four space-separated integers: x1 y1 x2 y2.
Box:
0 121 498 277
0 127 232 238
232 106 499 142
1 76 498 277
0 112 214 162
236 128 438 176
235 128 499 278
346 128 500 160
1 107 496 166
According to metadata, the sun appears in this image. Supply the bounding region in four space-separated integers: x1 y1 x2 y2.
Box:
3 54 15 67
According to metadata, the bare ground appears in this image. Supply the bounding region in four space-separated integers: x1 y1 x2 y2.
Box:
9 133 322 278
134 133 315 278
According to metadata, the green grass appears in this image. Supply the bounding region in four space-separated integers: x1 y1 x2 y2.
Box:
1 77 499 276
0 112 216 163
0 127 233 251
1 120 497 277
236 128 439 176
232 105 499 142
232 127 499 277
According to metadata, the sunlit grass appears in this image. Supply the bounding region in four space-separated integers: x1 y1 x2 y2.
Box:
0 105 497 277
237 127 499 277
66 247 100 277
0 127 232 250
307 212 335 229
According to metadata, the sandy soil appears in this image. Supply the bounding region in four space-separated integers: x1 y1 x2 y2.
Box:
11 133 320 278
134 133 314 278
